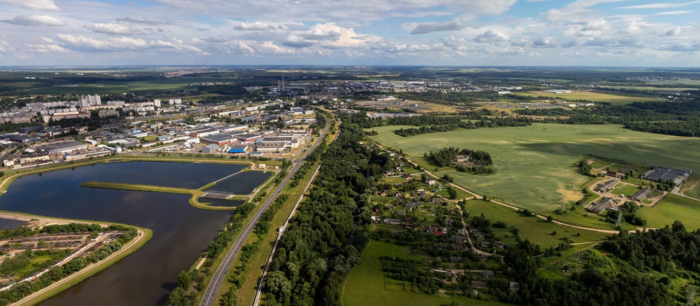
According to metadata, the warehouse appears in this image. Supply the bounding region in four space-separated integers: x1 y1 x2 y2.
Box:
644 165 692 186
201 144 219 153
200 133 239 145
38 141 87 154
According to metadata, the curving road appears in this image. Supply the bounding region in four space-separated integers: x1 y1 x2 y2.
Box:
199 118 330 306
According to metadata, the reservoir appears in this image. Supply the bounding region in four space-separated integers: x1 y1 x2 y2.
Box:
0 161 264 306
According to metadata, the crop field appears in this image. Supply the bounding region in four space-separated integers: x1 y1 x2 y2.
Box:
342 240 511 306
370 124 700 225
514 91 665 104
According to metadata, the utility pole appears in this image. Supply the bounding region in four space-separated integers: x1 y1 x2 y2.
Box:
561 200 566 214
615 210 623 228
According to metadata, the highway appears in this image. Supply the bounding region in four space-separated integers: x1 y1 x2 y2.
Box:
199 117 330 306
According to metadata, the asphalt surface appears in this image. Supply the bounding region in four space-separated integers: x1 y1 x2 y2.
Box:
199 119 330 306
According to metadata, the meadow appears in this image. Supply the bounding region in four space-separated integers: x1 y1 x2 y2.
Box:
514 91 664 104
637 194 700 231
342 240 511 306
464 200 609 249
599 86 698 91
369 124 700 226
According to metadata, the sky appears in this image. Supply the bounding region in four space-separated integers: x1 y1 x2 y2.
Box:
0 0 698 66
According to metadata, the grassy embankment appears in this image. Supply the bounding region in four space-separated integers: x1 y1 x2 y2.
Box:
369 123 700 230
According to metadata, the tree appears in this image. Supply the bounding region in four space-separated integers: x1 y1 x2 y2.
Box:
547 216 553 222
177 270 191 288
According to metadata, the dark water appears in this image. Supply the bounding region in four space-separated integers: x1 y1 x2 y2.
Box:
99 161 246 188
205 171 271 194
0 218 28 230
0 162 236 306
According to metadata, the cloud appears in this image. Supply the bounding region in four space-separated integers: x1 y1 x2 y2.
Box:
543 0 629 22
473 29 509 43
654 11 692 15
660 42 700 52
619 1 700 9
83 23 142 35
0 0 59 11
663 26 682 36
410 18 465 35
282 39 315 48
1 15 64 26
584 36 642 47
233 21 276 31
57 34 149 52
115 17 172 25
297 28 341 41
533 37 557 48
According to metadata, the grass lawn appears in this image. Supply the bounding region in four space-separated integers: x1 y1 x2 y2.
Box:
342 240 511 306
637 194 700 230
514 91 665 105
463 200 609 249
610 184 641 197
369 123 700 228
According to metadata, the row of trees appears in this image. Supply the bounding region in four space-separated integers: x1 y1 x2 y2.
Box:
393 117 532 137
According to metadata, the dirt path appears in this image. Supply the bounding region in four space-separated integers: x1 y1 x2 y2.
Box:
11 229 147 306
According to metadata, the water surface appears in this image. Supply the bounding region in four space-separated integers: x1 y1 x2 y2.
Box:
0 162 236 306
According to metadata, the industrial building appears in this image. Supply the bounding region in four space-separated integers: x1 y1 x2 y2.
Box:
644 165 692 186
202 144 219 153
38 141 88 154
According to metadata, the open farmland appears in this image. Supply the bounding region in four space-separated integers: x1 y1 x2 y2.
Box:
20 77 232 95
514 91 665 104
637 194 700 231
370 124 700 228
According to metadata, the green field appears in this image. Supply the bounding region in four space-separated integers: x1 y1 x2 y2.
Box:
609 184 641 197
515 91 665 104
342 240 511 306
20 77 232 95
599 86 698 91
370 124 700 227
647 79 700 86
464 200 609 249
637 194 700 230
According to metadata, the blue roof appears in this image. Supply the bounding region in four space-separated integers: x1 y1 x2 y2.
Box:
229 148 245 153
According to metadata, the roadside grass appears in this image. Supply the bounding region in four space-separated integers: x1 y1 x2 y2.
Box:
463 200 609 249
342 240 511 306
369 123 700 230
637 194 700 230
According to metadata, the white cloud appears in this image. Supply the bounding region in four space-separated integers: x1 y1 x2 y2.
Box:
654 10 692 15
57 34 149 51
0 0 59 11
543 0 629 22
473 29 509 43
619 1 700 9
1 15 64 26
233 21 276 31
83 23 142 35
410 19 465 35
115 17 172 25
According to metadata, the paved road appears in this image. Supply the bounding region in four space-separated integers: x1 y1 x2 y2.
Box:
199 118 330 306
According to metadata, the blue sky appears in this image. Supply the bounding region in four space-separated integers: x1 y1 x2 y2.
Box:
0 0 698 66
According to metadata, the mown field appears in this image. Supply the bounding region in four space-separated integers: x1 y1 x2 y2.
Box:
369 124 700 225
342 240 511 306
514 91 664 104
